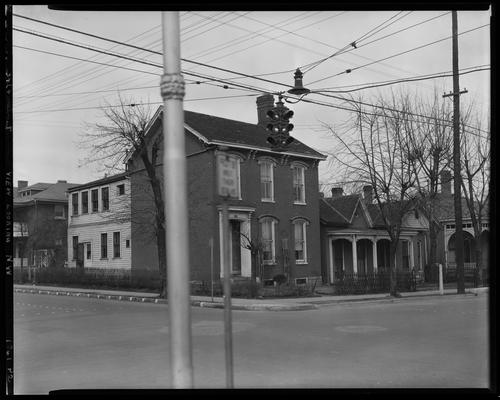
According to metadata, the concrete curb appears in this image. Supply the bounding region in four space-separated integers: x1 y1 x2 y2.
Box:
13 287 315 311
14 285 488 312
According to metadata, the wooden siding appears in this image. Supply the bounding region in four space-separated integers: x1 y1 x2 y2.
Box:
68 177 131 270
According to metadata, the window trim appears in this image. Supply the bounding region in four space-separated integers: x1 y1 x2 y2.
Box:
117 184 125 196
259 216 277 265
81 191 89 214
258 159 275 202
291 163 306 205
101 233 108 259
72 192 79 216
54 204 66 220
101 186 110 212
91 188 99 213
293 219 308 264
72 236 78 260
113 231 121 258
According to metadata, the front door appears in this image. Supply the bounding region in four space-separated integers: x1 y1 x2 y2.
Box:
230 220 242 275
83 242 92 268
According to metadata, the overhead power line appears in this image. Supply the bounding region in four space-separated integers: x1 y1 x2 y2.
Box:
13 16 488 138
307 23 490 86
313 66 490 93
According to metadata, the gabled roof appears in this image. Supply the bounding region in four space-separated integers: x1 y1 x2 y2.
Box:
68 172 129 192
18 182 52 192
14 181 81 205
127 106 326 162
322 194 360 224
320 198 350 226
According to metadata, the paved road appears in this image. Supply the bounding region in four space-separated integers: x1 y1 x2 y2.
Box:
14 292 489 393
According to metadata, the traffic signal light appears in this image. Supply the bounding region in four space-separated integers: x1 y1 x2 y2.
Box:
265 96 295 151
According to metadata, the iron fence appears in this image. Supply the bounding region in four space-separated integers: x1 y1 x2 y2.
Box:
332 270 417 295
445 265 488 287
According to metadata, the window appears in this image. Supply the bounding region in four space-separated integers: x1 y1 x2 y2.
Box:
126 239 130 248
292 166 305 204
117 184 125 196
101 187 109 211
86 243 91 260
72 193 79 215
101 233 108 259
113 232 120 258
260 218 276 264
54 204 65 219
260 161 274 201
72 236 78 260
294 220 308 263
82 191 89 214
91 189 98 212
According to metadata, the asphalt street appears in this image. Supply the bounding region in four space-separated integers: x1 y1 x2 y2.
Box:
13 291 489 392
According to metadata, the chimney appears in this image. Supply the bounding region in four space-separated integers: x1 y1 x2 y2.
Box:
256 94 275 127
18 180 28 189
331 187 343 198
57 180 67 183
363 185 373 204
440 170 452 195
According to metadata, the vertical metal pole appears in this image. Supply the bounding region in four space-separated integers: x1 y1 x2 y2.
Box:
221 201 234 388
210 237 214 302
451 10 465 294
439 263 444 295
160 11 193 388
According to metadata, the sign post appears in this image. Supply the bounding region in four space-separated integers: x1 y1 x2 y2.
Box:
216 151 238 388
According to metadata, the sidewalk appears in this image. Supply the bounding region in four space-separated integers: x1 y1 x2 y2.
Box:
13 284 488 312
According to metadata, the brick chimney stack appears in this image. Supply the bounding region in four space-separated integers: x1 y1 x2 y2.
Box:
256 94 275 127
363 185 373 204
440 170 452 195
17 180 28 189
331 187 343 198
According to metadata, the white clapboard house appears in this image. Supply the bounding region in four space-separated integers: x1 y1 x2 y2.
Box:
67 172 131 271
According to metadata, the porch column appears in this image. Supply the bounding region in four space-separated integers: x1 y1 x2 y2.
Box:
329 238 334 284
409 239 415 270
372 239 378 273
352 235 358 274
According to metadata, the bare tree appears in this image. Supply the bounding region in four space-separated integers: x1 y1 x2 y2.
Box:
459 102 490 280
240 230 263 298
404 91 454 269
323 91 419 297
80 95 168 298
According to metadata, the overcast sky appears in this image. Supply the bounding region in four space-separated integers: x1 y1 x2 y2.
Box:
11 6 491 189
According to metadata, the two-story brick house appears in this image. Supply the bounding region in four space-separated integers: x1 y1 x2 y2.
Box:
13 180 80 269
67 172 131 271
126 94 327 285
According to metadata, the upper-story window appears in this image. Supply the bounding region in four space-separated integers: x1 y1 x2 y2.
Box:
117 184 125 196
72 193 79 216
91 189 99 212
260 216 277 264
101 187 109 211
293 219 308 263
54 204 65 219
292 164 306 204
259 160 275 202
81 191 89 214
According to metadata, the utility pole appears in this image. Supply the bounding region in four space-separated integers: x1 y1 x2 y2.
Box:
161 11 194 387
443 10 465 294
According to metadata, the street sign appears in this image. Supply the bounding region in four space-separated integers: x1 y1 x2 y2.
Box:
217 153 239 199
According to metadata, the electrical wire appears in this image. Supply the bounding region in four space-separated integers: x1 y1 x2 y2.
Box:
307 23 490 86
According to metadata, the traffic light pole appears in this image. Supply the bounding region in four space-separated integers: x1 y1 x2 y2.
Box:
161 11 194 388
